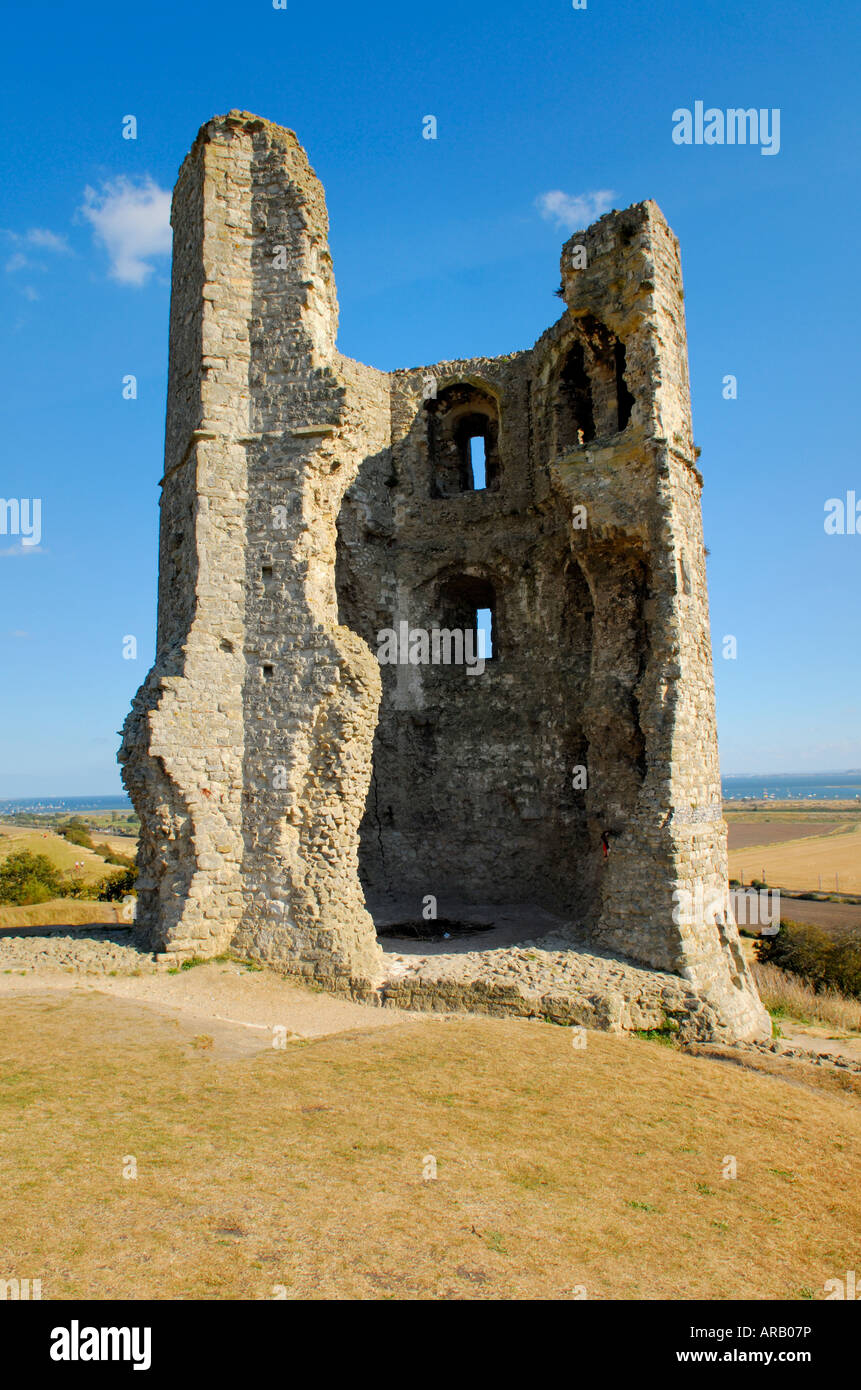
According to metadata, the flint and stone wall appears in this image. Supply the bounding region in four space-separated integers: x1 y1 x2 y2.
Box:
120 111 769 1042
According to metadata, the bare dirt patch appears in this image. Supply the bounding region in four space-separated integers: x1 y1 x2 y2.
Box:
0 953 413 1056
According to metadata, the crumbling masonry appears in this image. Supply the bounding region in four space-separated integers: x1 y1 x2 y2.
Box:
120 111 770 1043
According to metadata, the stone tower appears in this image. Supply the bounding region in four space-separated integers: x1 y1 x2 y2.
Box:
120 111 769 1043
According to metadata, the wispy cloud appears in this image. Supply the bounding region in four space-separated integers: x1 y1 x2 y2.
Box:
26 228 70 252
535 189 616 232
3 227 72 274
0 544 46 557
80 176 171 285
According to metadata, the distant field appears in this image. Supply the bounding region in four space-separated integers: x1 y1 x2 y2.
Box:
82 815 137 840
88 832 138 858
725 805 859 811
729 821 861 894
727 821 843 851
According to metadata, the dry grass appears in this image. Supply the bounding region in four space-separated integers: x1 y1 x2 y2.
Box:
0 899 120 929
752 961 861 1033
88 832 138 858
0 992 859 1300
728 822 861 893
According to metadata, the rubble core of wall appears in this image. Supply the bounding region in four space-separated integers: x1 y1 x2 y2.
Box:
380 934 733 1041
120 110 770 1044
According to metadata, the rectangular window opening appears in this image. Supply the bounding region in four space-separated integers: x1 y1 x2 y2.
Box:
476 606 493 659
469 435 487 491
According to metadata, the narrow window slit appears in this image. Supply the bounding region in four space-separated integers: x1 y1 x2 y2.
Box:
469 436 487 491
476 605 493 659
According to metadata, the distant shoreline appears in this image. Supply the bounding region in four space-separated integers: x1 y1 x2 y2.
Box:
0 796 133 814
2 771 860 816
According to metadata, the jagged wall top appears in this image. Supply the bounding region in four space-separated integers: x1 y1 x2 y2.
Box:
559 200 695 456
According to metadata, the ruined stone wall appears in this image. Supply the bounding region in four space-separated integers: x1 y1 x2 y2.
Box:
121 111 768 1042
224 120 386 986
547 203 763 1032
120 120 251 954
122 113 385 984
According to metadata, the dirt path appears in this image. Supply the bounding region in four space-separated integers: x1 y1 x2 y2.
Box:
3 927 859 1073
0 953 419 1058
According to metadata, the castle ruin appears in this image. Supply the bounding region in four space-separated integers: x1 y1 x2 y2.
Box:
119 111 769 1043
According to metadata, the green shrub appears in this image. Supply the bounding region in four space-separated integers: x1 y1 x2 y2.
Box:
756 920 861 1000
58 818 95 850
97 867 137 901
63 877 102 901
16 878 56 905
0 850 63 905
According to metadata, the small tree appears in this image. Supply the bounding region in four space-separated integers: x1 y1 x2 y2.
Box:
98 867 137 901
0 850 63 905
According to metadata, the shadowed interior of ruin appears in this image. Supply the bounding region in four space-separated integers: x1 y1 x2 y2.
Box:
335 339 645 939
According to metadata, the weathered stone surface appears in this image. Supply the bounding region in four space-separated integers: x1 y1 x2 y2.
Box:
119 110 770 1044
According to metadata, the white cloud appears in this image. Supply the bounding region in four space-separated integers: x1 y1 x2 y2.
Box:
3 227 71 273
26 228 70 252
0 544 46 557
535 189 616 232
80 176 171 286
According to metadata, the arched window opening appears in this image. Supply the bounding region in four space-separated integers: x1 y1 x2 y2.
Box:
438 574 497 666
453 412 493 491
554 325 636 453
427 384 500 497
556 342 595 451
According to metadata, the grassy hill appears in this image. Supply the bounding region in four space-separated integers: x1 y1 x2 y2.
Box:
0 993 857 1300
0 824 111 883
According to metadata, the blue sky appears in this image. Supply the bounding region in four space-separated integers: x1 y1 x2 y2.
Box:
1 0 858 794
